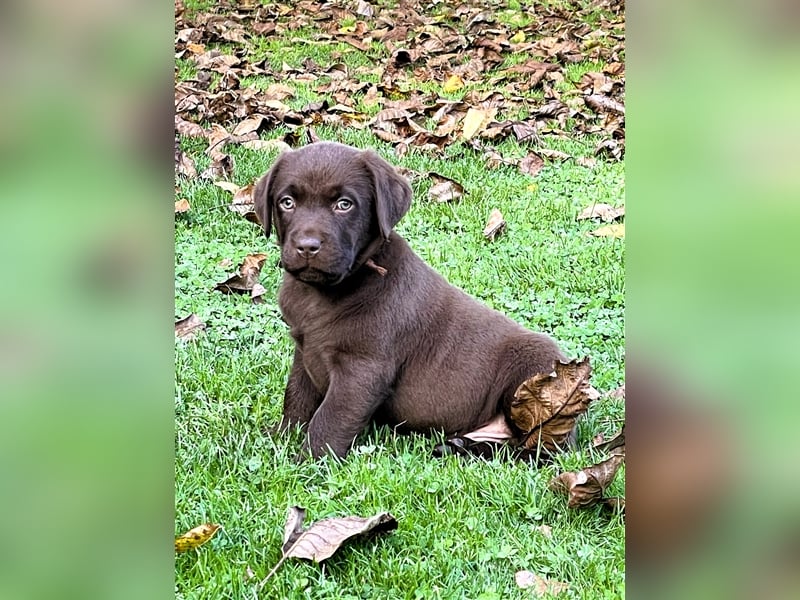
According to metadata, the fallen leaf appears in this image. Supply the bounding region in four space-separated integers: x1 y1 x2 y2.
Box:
549 454 625 508
590 223 625 238
174 199 191 214
225 183 259 223
428 172 464 203
584 94 625 116
176 151 197 178
577 203 625 222
175 523 220 552
483 209 506 241
515 570 570 596
355 0 374 18
519 153 545 177
251 282 267 304
510 357 600 454
259 507 397 587
461 107 495 140
214 253 268 294
174 115 205 138
593 425 625 454
175 314 206 341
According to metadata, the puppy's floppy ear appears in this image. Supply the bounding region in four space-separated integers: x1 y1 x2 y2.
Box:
253 153 287 240
362 150 412 240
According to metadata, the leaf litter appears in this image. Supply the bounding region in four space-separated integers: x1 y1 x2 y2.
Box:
175 0 624 167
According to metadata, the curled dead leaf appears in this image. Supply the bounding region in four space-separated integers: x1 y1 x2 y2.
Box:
221 183 259 224
428 172 464 203
519 153 545 177
214 253 268 295
515 570 570 596
259 507 397 587
593 425 625 454
577 203 625 222
510 358 599 454
175 314 206 341
483 209 506 241
175 523 220 552
549 454 625 508
174 199 191 214
176 151 197 178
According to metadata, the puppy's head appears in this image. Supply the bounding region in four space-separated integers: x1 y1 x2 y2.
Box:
254 142 412 285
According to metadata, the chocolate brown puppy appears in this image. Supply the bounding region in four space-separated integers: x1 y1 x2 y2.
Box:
254 142 565 458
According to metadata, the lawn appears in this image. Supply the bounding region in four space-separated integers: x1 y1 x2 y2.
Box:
175 1 625 598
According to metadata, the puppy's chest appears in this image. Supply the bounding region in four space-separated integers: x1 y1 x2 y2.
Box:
279 289 367 389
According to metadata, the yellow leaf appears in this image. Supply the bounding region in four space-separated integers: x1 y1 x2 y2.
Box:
510 31 526 44
461 107 496 140
442 74 464 94
590 223 625 238
175 523 221 553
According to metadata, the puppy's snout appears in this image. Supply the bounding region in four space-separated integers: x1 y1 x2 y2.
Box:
296 237 322 258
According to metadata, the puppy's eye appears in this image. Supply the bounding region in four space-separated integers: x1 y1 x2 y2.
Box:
335 198 353 212
278 196 295 210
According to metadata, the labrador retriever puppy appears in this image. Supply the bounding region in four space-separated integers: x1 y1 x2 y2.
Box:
254 141 566 459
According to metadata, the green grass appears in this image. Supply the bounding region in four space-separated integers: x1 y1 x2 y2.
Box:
176 127 624 599
176 1 624 597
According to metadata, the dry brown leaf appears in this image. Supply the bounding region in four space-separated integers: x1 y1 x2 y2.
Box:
176 151 197 178
585 94 625 116
428 172 464 203
577 203 625 222
549 454 625 508
259 507 397 587
175 523 220 552
175 115 206 137
590 223 625 238
231 115 265 137
515 570 570 596
219 183 259 224
519 153 545 177
174 199 191 214
214 253 268 294
175 313 206 341
240 139 292 153
510 357 599 454
483 209 506 241
593 425 625 453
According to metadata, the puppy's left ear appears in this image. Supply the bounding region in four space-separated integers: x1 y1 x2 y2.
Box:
363 150 412 240
253 171 273 238
253 153 287 241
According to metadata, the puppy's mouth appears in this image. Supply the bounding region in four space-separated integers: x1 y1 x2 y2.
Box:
284 263 349 286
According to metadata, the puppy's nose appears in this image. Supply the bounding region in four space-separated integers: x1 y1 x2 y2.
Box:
296 237 321 258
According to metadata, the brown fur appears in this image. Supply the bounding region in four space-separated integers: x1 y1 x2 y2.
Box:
254 142 565 458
